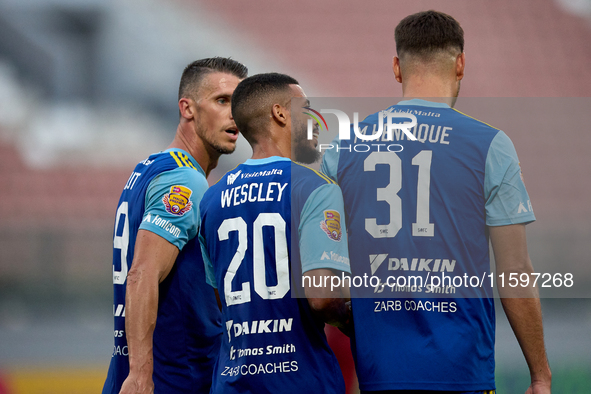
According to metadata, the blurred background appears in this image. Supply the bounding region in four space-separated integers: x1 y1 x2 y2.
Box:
0 0 590 392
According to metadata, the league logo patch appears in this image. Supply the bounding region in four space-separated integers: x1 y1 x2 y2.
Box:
321 210 342 241
163 185 193 216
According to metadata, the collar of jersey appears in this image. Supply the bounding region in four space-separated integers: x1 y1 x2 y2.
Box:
244 156 291 166
395 99 451 108
163 148 205 175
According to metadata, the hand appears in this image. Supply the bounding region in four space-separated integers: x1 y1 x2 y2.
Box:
118 373 154 394
337 323 354 338
525 380 551 394
337 301 354 337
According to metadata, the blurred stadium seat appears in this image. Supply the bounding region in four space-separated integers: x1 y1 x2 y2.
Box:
0 0 590 392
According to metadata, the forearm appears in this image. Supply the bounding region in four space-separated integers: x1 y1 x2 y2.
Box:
309 296 351 329
304 269 352 334
490 224 551 389
500 297 551 382
125 266 160 377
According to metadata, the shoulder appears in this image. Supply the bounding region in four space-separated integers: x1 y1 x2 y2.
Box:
210 164 244 190
146 166 208 217
152 166 207 192
291 161 337 201
449 108 501 133
485 130 520 171
292 162 335 186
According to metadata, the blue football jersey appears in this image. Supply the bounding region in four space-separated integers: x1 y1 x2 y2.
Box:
199 157 350 394
103 149 221 394
321 99 535 391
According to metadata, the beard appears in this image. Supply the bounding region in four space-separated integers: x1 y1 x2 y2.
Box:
212 142 236 155
203 136 236 155
195 121 237 155
294 141 321 164
292 117 321 164
293 133 320 164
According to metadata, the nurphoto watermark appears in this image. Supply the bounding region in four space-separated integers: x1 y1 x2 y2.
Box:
304 106 420 153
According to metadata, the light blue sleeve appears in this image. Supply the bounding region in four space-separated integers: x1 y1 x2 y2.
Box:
199 232 217 288
320 136 341 183
484 131 536 226
299 183 351 274
139 166 208 249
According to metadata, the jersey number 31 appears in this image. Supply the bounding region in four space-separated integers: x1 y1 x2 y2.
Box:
364 150 434 238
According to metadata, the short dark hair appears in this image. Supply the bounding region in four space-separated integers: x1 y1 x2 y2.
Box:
178 57 248 101
231 73 299 141
395 10 464 60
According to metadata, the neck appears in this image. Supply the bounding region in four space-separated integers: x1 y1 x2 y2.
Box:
250 128 291 160
402 74 457 107
168 123 220 177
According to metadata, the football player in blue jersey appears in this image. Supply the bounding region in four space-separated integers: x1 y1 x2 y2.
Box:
102 57 248 394
199 73 351 394
321 10 551 394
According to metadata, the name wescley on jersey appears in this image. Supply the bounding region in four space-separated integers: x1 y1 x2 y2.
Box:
221 167 287 208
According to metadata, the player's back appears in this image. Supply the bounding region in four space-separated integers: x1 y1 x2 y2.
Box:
103 149 221 394
200 157 345 394
322 99 535 391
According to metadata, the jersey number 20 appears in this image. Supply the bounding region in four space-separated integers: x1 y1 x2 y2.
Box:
218 213 290 306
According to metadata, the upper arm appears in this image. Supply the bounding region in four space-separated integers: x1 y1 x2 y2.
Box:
131 167 207 283
299 183 350 275
140 167 208 249
304 268 339 300
489 224 532 274
484 131 535 226
130 229 180 284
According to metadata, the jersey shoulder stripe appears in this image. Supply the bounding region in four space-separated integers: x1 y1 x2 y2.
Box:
451 108 500 131
169 151 197 170
292 161 335 184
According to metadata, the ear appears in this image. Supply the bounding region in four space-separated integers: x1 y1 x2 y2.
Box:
179 98 194 120
272 103 288 127
456 52 465 81
392 56 402 83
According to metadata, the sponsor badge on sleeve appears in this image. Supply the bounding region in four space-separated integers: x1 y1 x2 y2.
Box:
163 185 193 216
321 210 342 241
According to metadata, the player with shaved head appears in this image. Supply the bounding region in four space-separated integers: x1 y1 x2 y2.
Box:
199 73 351 394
